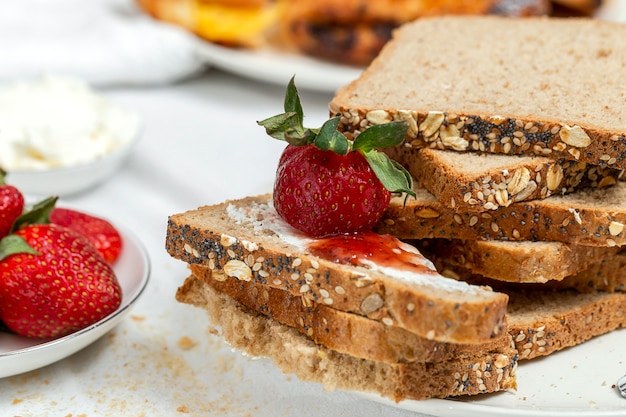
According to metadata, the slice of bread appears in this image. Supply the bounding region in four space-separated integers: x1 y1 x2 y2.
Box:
414 238 621 283
165 195 508 344
435 253 626 294
376 181 626 247
329 16 626 170
189 263 512 364
176 274 519 401
506 288 626 360
189 262 626 362
386 147 622 212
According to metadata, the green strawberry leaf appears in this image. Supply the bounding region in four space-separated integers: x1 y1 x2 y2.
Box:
260 77 415 202
0 234 39 261
361 150 415 197
258 112 307 144
314 116 349 155
353 121 408 153
11 196 58 233
284 76 304 124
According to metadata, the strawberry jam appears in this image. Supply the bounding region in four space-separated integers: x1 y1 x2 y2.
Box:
308 231 437 274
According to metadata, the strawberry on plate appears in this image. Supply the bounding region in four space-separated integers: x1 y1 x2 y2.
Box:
50 207 123 264
0 197 123 339
258 77 414 237
0 223 122 339
0 169 25 239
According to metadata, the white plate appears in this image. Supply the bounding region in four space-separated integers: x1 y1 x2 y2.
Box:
0 220 150 378
194 41 363 93
357 327 626 416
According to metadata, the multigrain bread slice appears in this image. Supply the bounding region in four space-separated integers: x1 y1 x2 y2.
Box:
189 263 626 362
329 16 626 170
386 147 623 212
176 274 519 401
165 195 508 344
189 263 512 364
413 239 621 283
434 253 626 294
375 181 626 247
506 289 626 360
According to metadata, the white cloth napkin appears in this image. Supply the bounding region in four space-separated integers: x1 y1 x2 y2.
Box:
0 0 207 86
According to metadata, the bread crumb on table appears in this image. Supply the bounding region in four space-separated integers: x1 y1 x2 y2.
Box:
177 336 197 350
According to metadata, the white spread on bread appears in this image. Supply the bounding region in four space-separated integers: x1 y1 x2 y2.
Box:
226 200 483 295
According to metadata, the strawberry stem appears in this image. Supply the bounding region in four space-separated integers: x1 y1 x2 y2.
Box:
258 76 415 197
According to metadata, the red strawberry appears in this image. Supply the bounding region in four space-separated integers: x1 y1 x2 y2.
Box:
0 171 24 239
50 208 123 264
274 144 391 236
0 223 122 339
259 77 414 237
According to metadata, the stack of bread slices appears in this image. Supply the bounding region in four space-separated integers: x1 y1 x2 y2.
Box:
166 16 626 402
331 17 626 362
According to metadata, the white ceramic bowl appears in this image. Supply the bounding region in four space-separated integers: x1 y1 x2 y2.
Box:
5 129 141 197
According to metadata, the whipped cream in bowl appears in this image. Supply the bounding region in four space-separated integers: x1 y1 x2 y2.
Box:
0 76 141 196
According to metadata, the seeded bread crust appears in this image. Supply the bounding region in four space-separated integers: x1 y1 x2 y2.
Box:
435 253 626 294
386 147 623 212
189 264 626 363
176 274 519 401
414 239 621 283
375 182 626 247
190 263 512 364
506 289 626 360
165 195 508 344
329 17 626 170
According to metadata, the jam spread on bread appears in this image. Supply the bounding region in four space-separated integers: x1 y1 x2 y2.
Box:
309 231 437 274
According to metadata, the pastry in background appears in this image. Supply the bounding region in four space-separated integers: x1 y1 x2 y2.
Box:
280 0 551 66
136 0 602 66
135 0 282 47
551 0 602 15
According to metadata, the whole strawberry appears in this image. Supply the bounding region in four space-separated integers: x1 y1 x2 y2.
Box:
50 207 123 264
0 223 122 339
259 77 413 237
0 170 24 239
274 144 391 236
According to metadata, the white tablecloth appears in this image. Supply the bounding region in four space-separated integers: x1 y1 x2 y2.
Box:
0 70 441 417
